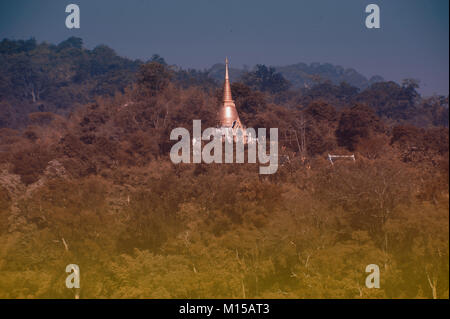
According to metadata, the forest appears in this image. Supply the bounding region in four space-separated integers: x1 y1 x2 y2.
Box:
0 37 448 299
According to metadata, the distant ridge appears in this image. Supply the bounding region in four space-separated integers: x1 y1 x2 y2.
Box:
207 62 384 90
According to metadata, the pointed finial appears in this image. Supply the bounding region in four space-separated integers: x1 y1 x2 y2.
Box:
225 57 230 81
223 57 232 101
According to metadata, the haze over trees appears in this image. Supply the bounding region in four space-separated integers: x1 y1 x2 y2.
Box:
0 38 448 299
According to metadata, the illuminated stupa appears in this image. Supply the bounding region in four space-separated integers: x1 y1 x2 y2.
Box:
217 57 251 144
218 57 244 130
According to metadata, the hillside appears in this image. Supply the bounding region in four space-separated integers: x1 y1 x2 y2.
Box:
275 62 384 89
0 37 448 299
1 37 448 130
0 37 141 127
207 62 384 90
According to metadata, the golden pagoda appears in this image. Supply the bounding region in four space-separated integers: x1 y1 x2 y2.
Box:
218 57 244 130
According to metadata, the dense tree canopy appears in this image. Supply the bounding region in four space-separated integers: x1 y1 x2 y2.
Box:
242 64 291 94
0 38 448 299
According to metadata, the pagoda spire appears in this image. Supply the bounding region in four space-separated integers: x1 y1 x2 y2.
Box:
217 57 247 143
218 57 243 129
223 57 233 102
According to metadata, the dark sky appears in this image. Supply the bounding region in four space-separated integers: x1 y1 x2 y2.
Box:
0 0 448 95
